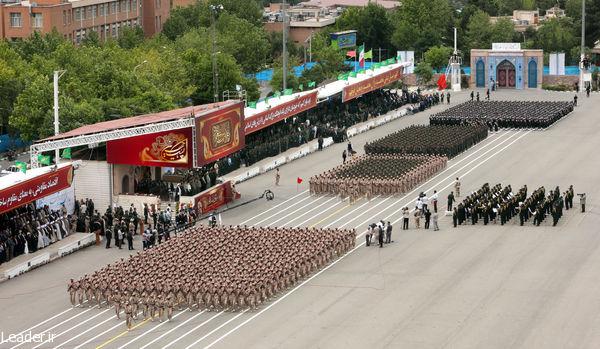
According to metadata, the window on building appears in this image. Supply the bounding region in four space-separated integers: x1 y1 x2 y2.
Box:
63 10 67 25
74 8 80 20
32 13 43 28
9 13 22 27
99 4 104 16
92 6 97 18
112 2 117 14
132 0 137 11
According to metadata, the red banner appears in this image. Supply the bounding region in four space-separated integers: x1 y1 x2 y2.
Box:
0 165 74 214
106 128 193 168
196 102 245 166
244 91 318 134
193 181 238 214
342 66 403 102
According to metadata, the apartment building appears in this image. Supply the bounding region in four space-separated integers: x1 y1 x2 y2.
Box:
0 0 193 42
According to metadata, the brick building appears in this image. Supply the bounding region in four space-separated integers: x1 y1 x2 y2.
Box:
0 0 193 42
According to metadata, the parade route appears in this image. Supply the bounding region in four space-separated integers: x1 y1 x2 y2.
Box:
1 89 599 349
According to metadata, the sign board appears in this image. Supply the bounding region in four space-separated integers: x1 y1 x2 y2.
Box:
549 53 565 75
397 51 415 74
193 180 238 214
195 102 245 166
244 92 318 134
331 30 357 49
107 128 194 168
342 66 403 102
492 43 521 51
0 165 74 214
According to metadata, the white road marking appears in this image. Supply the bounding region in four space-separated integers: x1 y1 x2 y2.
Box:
55 311 114 348
31 308 111 349
137 311 206 349
286 197 341 228
252 195 317 226
117 308 190 349
10 307 95 349
161 312 224 349
0 308 73 344
71 311 142 349
239 190 309 225
184 311 247 349
199 131 531 348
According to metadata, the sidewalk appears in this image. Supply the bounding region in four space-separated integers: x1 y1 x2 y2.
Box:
0 232 95 283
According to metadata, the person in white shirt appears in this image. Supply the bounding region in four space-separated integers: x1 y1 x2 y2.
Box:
421 194 429 211
430 190 439 213
415 198 423 211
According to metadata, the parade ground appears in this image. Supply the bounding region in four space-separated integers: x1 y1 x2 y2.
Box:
1 88 599 349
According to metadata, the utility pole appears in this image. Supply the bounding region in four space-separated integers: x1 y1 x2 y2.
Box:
282 0 288 90
53 70 66 164
210 4 223 102
579 0 586 92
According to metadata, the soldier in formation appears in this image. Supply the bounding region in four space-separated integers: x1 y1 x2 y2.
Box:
309 154 447 198
364 124 488 159
430 100 574 129
67 225 356 329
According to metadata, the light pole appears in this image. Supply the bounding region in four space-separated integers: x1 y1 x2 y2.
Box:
282 0 287 90
53 70 66 164
579 0 586 92
210 4 223 103
133 60 148 74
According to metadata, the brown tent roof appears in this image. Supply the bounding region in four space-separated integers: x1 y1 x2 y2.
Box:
37 100 237 143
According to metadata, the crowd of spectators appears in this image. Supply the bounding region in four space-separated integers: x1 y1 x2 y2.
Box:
0 203 72 265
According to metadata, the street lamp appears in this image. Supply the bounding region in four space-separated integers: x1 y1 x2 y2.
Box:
133 60 148 74
53 70 66 164
210 4 224 103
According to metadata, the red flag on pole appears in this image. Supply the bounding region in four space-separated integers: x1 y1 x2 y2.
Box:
297 177 303 184
437 74 447 90
346 50 356 58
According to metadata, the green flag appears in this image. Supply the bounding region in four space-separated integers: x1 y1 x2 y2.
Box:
358 69 366 74
349 71 357 78
298 84 304 91
248 101 257 108
274 90 282 97
364 50 373 60
15 161 27 173
38 154 51 165
265 96 271 104
61 147 71 159
338 73 348 81
308 81 316 88
284 88 293 95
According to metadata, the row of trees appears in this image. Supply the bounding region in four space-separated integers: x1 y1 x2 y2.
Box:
2 0 599 141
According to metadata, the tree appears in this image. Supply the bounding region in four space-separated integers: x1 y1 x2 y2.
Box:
535 18 577 63
270 60 300 92
424 46 453 71
414 62 434 85
391 0 454 56
216 13 270 73
9 74 53 141
118 26 145 49
335 3 393 54
465 10 493 51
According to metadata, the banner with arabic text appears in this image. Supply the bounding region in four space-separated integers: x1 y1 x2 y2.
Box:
342 66 403 102
196 102 245 166
245 91 318 134
106 128 193 168
0 165 74 214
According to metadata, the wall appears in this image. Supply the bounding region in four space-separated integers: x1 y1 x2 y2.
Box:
543 75 578 87
73 160 111 213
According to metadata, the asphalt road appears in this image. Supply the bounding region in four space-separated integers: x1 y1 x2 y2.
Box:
1 89 598 349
